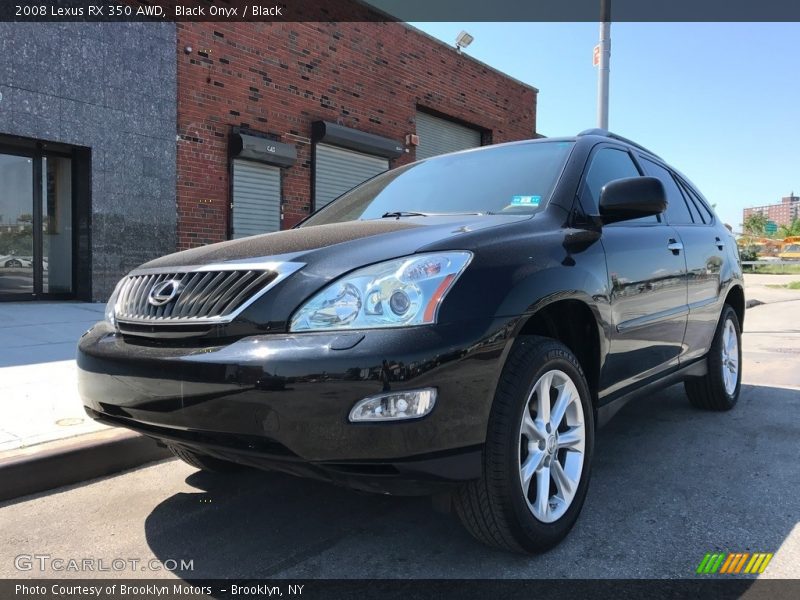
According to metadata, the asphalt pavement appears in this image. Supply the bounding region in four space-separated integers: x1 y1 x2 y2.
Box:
2 275 799 579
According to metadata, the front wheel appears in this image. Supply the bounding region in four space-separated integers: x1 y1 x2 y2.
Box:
454 336 594 553
167 444 245 474
685 304 742 411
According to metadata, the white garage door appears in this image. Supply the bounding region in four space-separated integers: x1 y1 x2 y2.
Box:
415 111 482 160
231 159 281 239
314 143 389 210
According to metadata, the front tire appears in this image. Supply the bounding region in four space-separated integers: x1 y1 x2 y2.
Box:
167 444 244 474
454 336 594 553
685 304 742 411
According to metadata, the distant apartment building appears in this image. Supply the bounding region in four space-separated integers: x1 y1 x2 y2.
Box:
743 193 800 227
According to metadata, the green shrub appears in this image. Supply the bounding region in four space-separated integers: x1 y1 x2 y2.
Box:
739 244 759 262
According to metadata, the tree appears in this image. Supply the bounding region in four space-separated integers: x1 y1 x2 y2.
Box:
739 244 759 262
778 218 800 238
743 213 769 237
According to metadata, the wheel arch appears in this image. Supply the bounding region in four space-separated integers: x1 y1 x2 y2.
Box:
724 284 745 328
514 297 605 408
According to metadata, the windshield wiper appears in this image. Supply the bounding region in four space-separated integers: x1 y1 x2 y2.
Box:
380 211 485 219
381 211 430 218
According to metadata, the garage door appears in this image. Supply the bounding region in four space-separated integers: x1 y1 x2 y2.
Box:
314 143 389 210
415 111 482 160
231 159 281 239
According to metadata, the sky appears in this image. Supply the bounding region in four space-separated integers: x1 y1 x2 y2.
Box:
410 22 800 231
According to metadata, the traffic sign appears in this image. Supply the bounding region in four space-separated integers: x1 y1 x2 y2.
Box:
765 220 778 234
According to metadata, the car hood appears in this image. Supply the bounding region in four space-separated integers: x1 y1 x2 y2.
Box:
139 214 530 270
137 214 532 330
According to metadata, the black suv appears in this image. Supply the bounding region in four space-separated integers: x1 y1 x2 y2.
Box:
78 130 743 553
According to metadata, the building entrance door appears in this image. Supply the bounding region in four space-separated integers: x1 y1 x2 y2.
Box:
0 149 73 299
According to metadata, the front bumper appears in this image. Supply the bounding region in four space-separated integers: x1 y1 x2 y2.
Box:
77 318 515 494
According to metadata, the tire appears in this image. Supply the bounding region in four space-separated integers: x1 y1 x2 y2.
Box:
685 304 742 411
454 336 595 553
5 259 21 268
167 444 245 474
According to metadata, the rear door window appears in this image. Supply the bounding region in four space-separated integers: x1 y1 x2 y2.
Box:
639 157 695 225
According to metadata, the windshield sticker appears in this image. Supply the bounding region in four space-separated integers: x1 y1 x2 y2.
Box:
511 195 541 207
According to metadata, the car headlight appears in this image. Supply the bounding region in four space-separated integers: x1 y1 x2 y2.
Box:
104 279 124 328
289 252 472 332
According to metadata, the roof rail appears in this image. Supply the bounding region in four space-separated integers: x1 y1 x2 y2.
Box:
577 128 662 159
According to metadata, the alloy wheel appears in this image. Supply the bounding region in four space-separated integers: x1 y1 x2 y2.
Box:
721 319 739 395
518 369 586 523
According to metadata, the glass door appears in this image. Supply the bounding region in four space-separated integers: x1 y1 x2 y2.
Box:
0 152 35 296
42 156 73 294
0 150 73 299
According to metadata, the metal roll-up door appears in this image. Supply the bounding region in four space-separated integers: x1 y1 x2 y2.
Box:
231 159 281 239
415 111 482 160
314 143 389 210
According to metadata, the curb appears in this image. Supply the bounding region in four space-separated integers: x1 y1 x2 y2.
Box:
0 429 172 503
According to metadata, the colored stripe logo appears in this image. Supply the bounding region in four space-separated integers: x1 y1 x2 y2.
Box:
696 552 773 574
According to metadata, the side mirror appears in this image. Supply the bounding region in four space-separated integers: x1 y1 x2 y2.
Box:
599 176 666 224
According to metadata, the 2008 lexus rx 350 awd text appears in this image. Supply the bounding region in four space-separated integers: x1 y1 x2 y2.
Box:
78 130 744 553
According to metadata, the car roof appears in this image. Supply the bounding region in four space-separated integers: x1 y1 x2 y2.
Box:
420 129 663 162
575 129 664 160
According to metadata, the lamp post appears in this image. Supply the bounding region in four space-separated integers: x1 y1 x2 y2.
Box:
597 0 611 129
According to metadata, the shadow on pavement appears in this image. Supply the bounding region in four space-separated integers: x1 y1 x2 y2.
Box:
143 383 800 579
143 467 416 578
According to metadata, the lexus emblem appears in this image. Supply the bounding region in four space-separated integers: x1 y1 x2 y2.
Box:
148 279 182 306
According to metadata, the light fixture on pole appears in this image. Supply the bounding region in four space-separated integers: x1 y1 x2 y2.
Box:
455 31 474 53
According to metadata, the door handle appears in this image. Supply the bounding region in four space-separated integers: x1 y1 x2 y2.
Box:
667 239 683 254
715 237 725 250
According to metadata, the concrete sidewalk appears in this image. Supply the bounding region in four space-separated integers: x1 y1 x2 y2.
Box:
0 301 170 500
739 273 800 389
0 302 109 452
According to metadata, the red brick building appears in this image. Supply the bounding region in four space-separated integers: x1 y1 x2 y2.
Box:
743 194 800 228
175 19 538 250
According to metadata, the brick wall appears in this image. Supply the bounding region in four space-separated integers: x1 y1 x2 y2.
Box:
176 20 537 250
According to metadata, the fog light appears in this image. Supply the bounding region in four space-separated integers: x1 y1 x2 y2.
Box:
349 388 437 422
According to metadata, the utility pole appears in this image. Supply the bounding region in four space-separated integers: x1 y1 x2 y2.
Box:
597 0 611 130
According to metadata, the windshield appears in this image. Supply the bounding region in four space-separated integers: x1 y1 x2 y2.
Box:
301 141 574 227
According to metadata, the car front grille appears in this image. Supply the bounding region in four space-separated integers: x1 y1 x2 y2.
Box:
113 261 304 325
